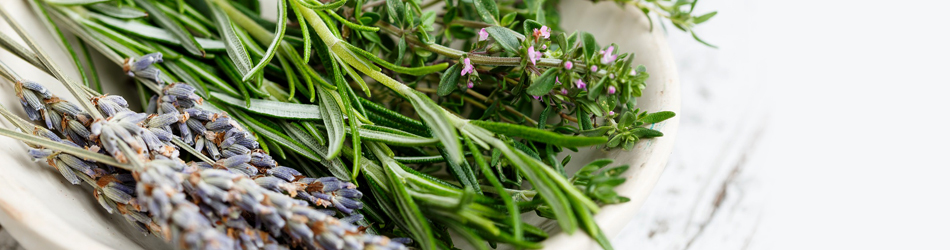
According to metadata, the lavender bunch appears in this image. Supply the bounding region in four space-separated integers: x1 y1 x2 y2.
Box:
6 73 404 249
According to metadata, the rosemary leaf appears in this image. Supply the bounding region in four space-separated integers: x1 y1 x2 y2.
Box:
211 92 323 120
134 0 205 56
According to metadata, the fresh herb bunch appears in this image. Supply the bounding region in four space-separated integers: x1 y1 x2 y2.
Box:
0 9 406 249
0 0 707 249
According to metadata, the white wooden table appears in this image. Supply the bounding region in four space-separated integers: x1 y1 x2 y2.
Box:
611 1 769 249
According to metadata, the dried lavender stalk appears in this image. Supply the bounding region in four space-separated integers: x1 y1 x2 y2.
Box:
10 76 405 249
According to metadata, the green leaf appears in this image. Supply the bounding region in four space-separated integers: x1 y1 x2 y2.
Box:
210 92 324 120
279 121 351 180
581 32 597 61
227 109 325 162
690 29 718 48
210 4 253 77
288 0 312 63
44 0 109 6
472 0 499 24
574 159 613 178
694 11 717 24
640 111 676 124
385 0 405 25
526 67 558 96
135 0 205 56
437 63 461 96
407 91 463 165
577 107 593 130
239 0 286 81
351 126 439 146
619 112 635 127
440 148 481 193
88 3 147 19
522 19 543 37
317 86 347 160
91 14 226 51
484 26 521 53
630 127 663 138
396 36 406 65
500 12 517 27
359 12 381 25
470 120 608 147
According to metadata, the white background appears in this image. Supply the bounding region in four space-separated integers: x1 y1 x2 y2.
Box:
615 0 950 249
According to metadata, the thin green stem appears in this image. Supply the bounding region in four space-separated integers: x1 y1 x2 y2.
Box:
0 5 103 119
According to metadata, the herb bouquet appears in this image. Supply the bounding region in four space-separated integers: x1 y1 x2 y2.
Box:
0 0 708 249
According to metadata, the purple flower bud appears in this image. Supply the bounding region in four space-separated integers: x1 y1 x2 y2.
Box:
467 81 474 89
125 53 165 84
564 61 573 70
607 86 616 94
608 111 616 116
591 65 598 72
267 166 301 182
219 154 251 168
478 28 489 41
575 79 587 90
21 80 52 98
561 89 569 95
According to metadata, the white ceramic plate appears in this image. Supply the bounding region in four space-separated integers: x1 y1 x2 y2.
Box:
0 0 678 249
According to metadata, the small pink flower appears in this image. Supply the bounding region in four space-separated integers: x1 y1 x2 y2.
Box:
575 79 586 90
564 61 573 70
601 46 617 64
608 111 615 116
467 81 474 89
533 95 541 100
461 58 474 76
609 73 616 79
533 26 551 39
478 28 489 41
560 89 568 95
527 46 542 65
607 86 616 94
541 44 547 50
556 76 561 85
591 65 598 72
